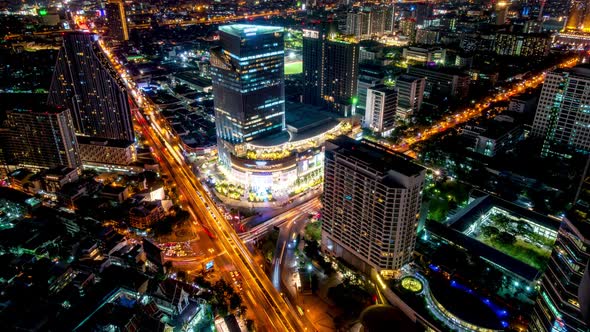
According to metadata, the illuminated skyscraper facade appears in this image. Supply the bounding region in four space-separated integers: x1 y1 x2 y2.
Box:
529 211 590 332
302 28 359 116
532 65 590 157
211 24 285 165
4 108 81 170
48 32 134 142
321 136 425 277
302 28 326 106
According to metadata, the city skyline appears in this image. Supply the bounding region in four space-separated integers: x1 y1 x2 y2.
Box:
1 1 590 331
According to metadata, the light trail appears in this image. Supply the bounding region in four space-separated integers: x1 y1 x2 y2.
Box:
375 57 580 154
98 39 312 331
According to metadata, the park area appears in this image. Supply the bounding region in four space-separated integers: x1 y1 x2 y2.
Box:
284 61 302 75
470 212 554 270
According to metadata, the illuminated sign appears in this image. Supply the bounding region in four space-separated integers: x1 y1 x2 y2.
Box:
205 260 214 270
39 9 48 16
303 29 319 39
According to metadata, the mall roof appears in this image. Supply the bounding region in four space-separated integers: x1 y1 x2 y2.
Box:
448 194 560 233
219 24 283 38
248 103 341 147
427 221 540 281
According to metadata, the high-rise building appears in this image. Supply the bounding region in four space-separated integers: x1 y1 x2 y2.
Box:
303 28 359 116
399 19 417 43
346 10 371 40
528 208 590 332
48 32 134 142
364 84 397 136
493 32 551 57
407 65 470 100
395 74 425 118
532 65 590 157
346 7 387 40
322 38 359 116
105 0 129 41
370 10 386 37
384 5 396 33
302 28 326 106
321 136 425 277
210 24 285 164
411 3 433 26
4 107 81 170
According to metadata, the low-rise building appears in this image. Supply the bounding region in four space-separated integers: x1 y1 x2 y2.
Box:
42 166 79 193
100 185 130 203
78 136 136 166
461 117 524 157
402 47 446 65
129 201 165 229
364 84 397 136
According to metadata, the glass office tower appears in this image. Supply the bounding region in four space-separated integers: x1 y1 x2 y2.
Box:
211 24 285 167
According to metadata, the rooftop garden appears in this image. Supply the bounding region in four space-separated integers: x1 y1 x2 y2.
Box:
469 212 554 270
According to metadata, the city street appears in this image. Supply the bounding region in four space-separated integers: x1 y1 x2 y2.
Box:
92 38 318 330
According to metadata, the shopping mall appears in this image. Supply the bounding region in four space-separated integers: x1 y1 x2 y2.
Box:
218 102 350 193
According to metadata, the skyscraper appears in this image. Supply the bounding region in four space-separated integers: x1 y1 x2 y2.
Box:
302 28 359 116
528 209 590 332
346 10 371 40
105 0 129 42
395 74 425 118
531 65 590 157
302 28 326 106
321 136 425 277
48 32 134 142
4 107 81 170
345 7 387 40
210 24 285 165
364 84 397 136
322 38 359 116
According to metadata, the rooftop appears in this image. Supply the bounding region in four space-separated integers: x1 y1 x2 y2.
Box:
328 136 425 178
76 136 134 148
569 64 590 78
427 221 540 281
397 74 425 83
448 194 560 233
219 24 283 38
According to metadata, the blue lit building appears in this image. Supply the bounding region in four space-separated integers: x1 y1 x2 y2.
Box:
210 24 347 193
211 24 285 165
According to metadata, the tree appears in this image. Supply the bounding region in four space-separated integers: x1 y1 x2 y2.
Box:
246 319 255 331
304 221 321 242
193 274 211 288
490 214 512 231
163 261 173 274
497 231 517 245
229 293 242 310
176 270 187 282
480 225 500 238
